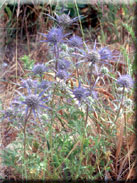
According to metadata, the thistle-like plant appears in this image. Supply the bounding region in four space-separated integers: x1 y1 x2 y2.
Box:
39 27 70 71
46 12 83 28
16 87 51 119
98 47 112 60
38 80 52 90
39 27 70 46
71 82 91 103
15 87 51 158
85 50 101 65
32 64 48 81
20 78 38 93
76 41 115 66
67 35 83 48
76 43 101 66
57 59 71 71
56 69 70 80
114 74 134 125
21 78 37 89
116 74 134 88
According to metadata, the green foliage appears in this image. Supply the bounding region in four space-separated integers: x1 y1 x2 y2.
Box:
20 55 35 70
1 2 135 181
122 23 136 42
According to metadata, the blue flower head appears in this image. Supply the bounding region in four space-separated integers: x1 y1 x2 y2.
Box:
76 42 112 66
46 12 83 28
117 74 134 88
86 50 101 64
21 78 38 89
3 107 15 119
99 47 112 60
57 59 71 70
16 87 51 118
56 69 69 80
67 35 83 48
72 82 91 102
38 80 52 90
32 64 48 77
39 27 68 45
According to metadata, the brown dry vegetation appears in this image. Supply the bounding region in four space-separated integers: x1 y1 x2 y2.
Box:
0 2 136 181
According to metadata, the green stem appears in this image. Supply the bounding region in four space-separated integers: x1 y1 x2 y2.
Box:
23 108 32 158
85 104 89 128
88 63 94 90
114 86 125 124
74 0 86 48
75 48 80 82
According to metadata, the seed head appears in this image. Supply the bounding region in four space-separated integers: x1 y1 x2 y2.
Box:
55 13 80 27
57 14 72 26
117 74 134 88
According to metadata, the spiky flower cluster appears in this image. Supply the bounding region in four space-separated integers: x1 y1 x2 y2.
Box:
57 59 71 70
56 69 69 80
6 9 133 125
3 107 15 118
72 83 91 102
38 80 52 90
56 14 73 27
67 35 83 48
24 94 41 110
20 89 50 117
21 78 37 89
85 50 101 64
99 47 112 60
32 64 47 77
39 27 66 45
48 12 81 28
117 74 134 88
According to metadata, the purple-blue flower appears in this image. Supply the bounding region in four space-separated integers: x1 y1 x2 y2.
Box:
99 46 121 62
38 80 52 90
39 27 69 45
99 47 112 60
72 83 91 102
67 35 83 48
3 107 15 119
32 64 48 77
46 12 83 28
56 69 69 80
76 41 114 66
76 49 101 66
21 78 38 89
57 59 71 70
16 88 51 118
117 74 134 88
